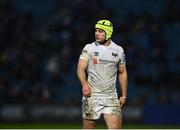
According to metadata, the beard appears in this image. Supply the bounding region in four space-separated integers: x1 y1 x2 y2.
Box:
96 39 107 45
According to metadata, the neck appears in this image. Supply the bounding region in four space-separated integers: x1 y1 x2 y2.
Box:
96 39 111 46
104 40 111 46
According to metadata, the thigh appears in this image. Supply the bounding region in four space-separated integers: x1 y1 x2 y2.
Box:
102 98 122 129
83 119 96 129
82 96 102 120
103 113 122 129
102 98 122 116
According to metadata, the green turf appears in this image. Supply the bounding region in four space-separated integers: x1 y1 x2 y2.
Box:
0 123 179 129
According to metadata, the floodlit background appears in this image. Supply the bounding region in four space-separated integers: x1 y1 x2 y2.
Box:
0 0 179 128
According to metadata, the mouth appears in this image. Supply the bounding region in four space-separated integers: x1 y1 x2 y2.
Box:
95 37 99 40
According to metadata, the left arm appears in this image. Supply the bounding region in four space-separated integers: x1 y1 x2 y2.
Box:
118 64 128 107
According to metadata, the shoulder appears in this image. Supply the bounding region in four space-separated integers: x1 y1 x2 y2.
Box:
111 41 124 53
82 42 96 54
84 42 96 48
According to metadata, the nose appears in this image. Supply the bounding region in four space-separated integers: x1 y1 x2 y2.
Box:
95 31 99 36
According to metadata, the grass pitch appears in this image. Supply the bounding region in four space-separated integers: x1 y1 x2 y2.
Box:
0 123 179 129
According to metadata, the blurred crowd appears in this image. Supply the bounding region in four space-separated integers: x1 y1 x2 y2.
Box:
0 0 179 106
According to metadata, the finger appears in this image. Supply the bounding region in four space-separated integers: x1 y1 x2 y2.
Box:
84 94 91 98
120 103 123 107
83 93 91 97
84 93 89 96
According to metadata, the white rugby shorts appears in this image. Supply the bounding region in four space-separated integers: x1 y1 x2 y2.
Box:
82 96 122 120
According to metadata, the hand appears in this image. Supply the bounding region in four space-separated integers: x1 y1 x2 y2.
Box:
82 84 91 97
119 96 126 107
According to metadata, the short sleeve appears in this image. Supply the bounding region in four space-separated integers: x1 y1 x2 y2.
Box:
79 44 91 61
118 48 126 66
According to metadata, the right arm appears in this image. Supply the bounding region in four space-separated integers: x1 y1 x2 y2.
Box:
77 59 91 97
77 44 92 97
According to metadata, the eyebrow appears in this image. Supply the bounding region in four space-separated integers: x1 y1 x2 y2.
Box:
95 28 104 31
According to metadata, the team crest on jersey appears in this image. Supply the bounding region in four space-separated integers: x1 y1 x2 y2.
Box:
112 52 118 57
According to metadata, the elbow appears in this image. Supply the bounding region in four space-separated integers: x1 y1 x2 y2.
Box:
119 70 128 77
76 66 82 76
76 67 80 76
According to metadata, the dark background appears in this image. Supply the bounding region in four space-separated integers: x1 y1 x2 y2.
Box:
0 0 179 126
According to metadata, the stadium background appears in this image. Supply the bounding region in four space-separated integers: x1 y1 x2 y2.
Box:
0 0 179 128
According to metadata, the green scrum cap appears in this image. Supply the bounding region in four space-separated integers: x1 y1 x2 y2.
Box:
95 19 113 40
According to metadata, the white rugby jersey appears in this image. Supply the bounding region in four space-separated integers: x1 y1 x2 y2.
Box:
79 41 126 98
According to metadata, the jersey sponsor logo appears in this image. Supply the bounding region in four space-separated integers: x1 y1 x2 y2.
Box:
82 50 88 54
122 52 126 63
94 52 99 56
92 52 99 64
93 58 98 64
99 59 116 64
92 58 116 65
